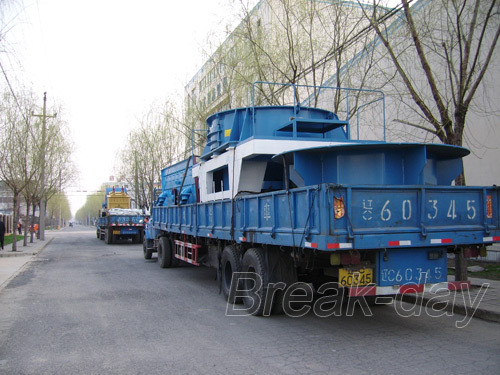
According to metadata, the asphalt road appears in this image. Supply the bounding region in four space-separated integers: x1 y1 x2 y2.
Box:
0 226 499 375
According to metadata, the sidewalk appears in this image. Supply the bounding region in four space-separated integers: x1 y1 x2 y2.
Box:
0 235 54 292
401 276 500 324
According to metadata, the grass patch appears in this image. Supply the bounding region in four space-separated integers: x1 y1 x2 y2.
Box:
3 234 25 246
467 263 500 281
448 259 500 281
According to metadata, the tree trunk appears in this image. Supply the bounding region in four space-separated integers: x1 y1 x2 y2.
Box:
23 200 30 247
11 193 19 252
455 248 468 282
36 203 41 240
31 205 36 243
454 159 467 281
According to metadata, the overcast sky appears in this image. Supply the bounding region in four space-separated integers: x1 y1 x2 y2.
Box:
3 0 251 215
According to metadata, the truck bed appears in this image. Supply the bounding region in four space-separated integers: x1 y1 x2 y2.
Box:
151 183 499 251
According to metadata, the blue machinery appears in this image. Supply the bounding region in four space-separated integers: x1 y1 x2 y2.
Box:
144 84 499 315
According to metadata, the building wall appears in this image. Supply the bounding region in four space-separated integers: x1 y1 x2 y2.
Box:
0 214 14 235
184 0 499 186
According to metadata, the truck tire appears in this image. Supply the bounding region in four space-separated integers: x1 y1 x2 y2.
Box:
270 251 298 315
158 236 172 268
143 237 153 260
221 245 243 304
105 228 114 244
241 248 269 316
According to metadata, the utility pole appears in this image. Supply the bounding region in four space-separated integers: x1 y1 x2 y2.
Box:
134 151 139 209
32 92 57 241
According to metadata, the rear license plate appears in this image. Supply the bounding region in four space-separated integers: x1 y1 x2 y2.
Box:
122 228 138 235
339 268 373 287
113 230 121 235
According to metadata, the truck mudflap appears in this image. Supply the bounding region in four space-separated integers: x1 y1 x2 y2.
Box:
348 280 470 297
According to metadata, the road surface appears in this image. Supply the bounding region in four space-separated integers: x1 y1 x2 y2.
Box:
0 226 498 374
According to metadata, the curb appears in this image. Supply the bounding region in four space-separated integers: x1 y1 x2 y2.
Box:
0 237 54 258
0 237 54 293
34 236 54 255
0 251 38 258
401 293 500 324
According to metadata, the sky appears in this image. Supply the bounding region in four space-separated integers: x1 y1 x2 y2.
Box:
3 0 249 216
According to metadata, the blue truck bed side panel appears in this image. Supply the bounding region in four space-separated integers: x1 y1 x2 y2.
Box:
151 184 499 251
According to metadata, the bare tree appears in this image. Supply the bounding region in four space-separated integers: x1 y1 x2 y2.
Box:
360 0 500 185
0 89 38 251
116 100 183 210
18 103 76 243
40 109 77 209
359 0 500 281
188 0 383 138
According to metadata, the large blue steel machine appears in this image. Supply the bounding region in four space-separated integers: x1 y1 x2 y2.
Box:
144 84 499 315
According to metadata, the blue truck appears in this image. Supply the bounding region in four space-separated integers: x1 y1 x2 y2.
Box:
143 85 499 315
97 187 145 244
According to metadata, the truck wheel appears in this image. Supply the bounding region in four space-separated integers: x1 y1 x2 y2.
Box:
158 236 173 268
241 248 269 316
143 237 153 260
221 245 243 304
270 252 298 315
105 229 113 244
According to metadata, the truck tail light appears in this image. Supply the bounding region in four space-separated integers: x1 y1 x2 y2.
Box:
486 195 493 219
334 197 345 219
341 250 360 265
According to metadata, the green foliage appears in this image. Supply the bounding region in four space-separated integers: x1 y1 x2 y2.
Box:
74 185 106 222
115 100 182 210
47 193 72 221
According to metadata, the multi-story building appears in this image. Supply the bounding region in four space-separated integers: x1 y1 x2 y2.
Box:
0 181 28 234
184 0 373 133
184 0 499 185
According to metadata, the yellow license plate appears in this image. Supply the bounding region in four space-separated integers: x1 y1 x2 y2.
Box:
113 230 121 235
339 268 373 287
